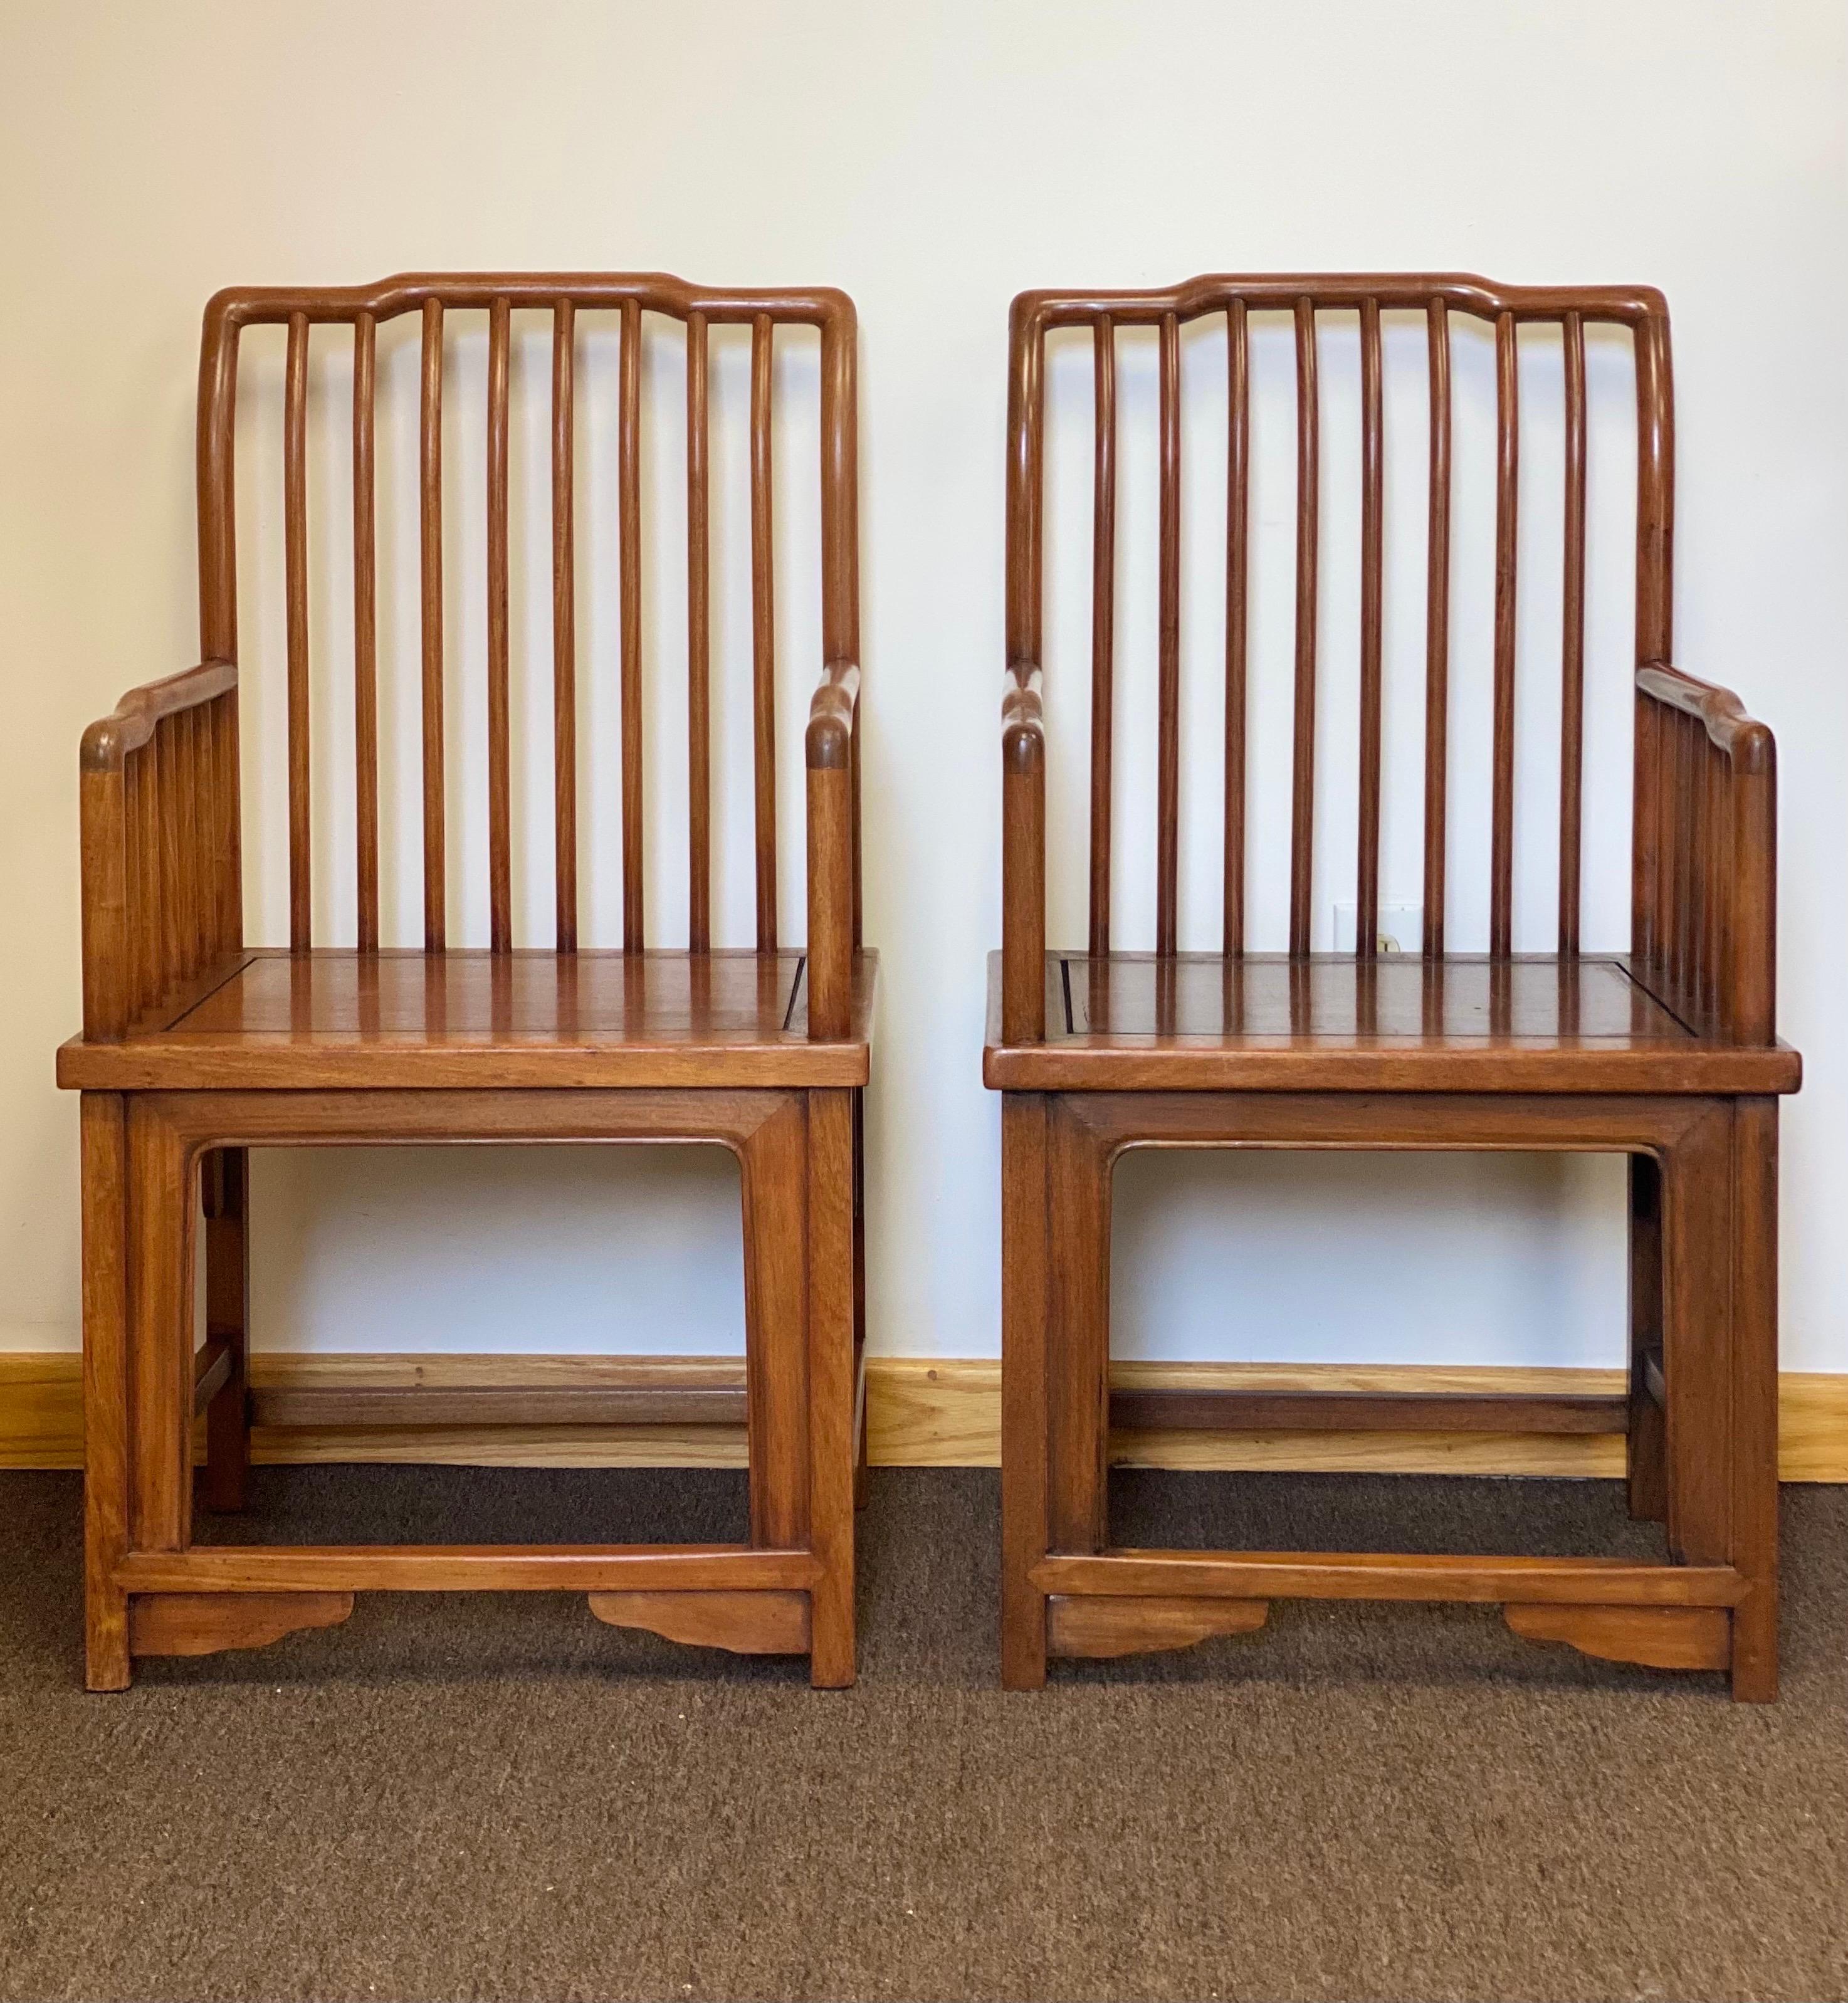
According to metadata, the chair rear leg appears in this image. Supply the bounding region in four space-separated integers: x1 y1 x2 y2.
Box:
81 1094 132 1691
1627 1152 1667 1523
199 1148 250 1514
1728 1099 1780 1703
1000 1094 1051 1690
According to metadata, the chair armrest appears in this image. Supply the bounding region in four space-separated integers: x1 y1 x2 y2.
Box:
1000 665 1046 1043
79 662 243 1041
1634 661 1777 1043
80 660 238 772
1636 663 1774 770
804 660 861 1041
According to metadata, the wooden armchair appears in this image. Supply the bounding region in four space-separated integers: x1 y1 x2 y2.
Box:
986 275 1800 1700
58 274 871 1690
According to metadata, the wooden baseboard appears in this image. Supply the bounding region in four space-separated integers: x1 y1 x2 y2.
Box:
870 1359 1848 1481
2 1353 1843 1480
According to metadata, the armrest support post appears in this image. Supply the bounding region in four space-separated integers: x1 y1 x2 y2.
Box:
1729 750 1776 1046
1001 666 1046 1044
79 764 131 1041
806 661 860 1041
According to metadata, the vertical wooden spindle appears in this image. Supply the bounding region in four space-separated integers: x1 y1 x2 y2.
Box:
552 300 578 952
352 312 379 953
187 706 206 970
1689 717 1707 1016
1155 311 1182 959
818 298 862 949
1489 310 1519 959
1676 713 1693 1007
1688 718 1703 1011
283 311 311 952
194 309 243 960
211 698 233 962
1224 299 1250 958
1656 705 1676 989
1635 692 1660 970
1289 298 1319 957
419 298 446 951
1002 305 1046 1043
1632 308 1675 964
129 752 154 1016
207 693 230 960
1716 742 1736 1029
165 713 187 981
175 710 199 978
157 724 179 996
486 296 512 954
1704 736 1723 1023
1672 711 1693 1001
119 752 140 1020
1559 311 1587 957
1089 315 1116 958
154 733 171 1001
1357 297 1384 960
750 312 777 952
1005 302 1044 670
619 297 645 952
1423 299 1452 957
197 312 241 664
686 310 711 953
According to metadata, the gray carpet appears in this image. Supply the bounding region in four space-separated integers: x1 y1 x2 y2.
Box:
0 1464 1842 2001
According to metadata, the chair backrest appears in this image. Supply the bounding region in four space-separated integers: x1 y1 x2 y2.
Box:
1005 273 1672 962
198 272 859 954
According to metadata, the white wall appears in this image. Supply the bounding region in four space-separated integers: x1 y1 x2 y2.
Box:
1 1 1842 1375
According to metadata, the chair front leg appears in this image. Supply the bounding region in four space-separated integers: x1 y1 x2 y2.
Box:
1728 1098 1780 1703
80 1093 132 1691
741 1097 811 1557
1000 1093 1051 1689
806 1088 857 1688
127 1100 197 1559
1046 1097 1112 1559
853 1086 870 1513
1660 1105 1736 1579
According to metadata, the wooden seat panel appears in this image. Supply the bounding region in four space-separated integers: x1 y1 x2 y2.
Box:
1063 954 1687 1043
983 952 1797 1095
60 950 875 1090
182 950 809 1042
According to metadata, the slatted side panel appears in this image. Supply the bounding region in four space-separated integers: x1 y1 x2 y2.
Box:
207 282 856 957
1054 281 1656 962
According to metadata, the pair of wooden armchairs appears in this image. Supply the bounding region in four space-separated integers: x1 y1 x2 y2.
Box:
59 271 1797 1703
61 278 869 1691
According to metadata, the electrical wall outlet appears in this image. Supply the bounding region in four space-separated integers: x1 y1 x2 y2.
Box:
1332 902 1423 954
